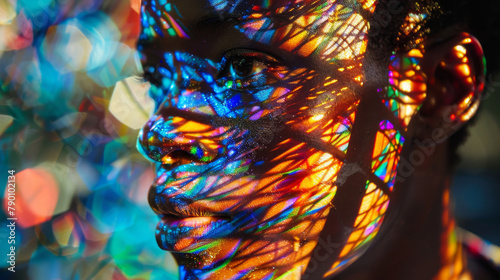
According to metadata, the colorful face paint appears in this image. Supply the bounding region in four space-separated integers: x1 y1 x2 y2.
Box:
135 0 435 279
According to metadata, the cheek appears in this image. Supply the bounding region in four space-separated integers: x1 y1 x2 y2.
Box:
321 119 404 276
325 182 391 276
235 151 343 239
371 120 405 191
235 108 358 235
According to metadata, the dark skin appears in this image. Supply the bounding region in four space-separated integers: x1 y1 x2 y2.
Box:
137 0 488 279
316 34 489 280
334 141 449 279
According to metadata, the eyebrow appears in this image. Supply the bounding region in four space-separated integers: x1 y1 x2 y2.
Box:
196 14 241 28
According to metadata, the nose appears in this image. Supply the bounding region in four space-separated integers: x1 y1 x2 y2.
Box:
137 51 257 165
137 110 228 165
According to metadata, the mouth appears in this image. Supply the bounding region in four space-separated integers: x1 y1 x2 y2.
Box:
159 214 230 227
156 213 232 252
149 151 254 252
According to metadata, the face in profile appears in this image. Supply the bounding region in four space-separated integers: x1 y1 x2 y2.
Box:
136 0 483 279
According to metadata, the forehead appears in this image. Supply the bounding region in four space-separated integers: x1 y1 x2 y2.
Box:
144 0 373 17
141 0 377 61
142 0 376 26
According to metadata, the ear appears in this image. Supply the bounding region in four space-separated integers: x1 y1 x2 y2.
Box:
417 33 485 138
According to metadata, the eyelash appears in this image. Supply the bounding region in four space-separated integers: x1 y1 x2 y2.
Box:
132 67 164 87
219 50 282 90
132 73 147 84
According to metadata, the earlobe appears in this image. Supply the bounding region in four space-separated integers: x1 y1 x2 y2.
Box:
418 33 485 135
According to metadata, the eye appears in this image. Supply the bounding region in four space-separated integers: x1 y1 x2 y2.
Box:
136 66 163 87
218 49 282 88
228 57 267 79
146 67 164 86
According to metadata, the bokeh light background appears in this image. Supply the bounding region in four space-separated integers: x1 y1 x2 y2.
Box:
0 0 177 279
0 0 498 279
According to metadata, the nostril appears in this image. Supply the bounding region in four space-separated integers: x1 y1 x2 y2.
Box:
164 150 201 165
137 115 222 164
137 126 218 164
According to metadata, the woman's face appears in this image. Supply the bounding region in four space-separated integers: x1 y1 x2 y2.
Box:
137 0 417 278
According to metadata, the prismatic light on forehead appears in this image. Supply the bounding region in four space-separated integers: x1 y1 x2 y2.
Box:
140 0 379 59
201 0 379 13
232 0 379 61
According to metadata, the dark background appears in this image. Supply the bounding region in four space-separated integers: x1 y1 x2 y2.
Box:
453 69 500 245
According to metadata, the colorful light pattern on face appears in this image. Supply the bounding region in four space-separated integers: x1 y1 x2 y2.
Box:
237 1 370 61
322 119 403 277
371 120 405 191
325 181 390 277
135 0 424 279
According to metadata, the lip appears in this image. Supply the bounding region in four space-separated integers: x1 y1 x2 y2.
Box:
149 158 254 251
156 215 231 252
148 176 234 217
150 170 235 252
160 215 229 227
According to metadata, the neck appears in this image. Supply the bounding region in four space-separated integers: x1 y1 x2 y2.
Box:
434 188 470 279
333 140 468 280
